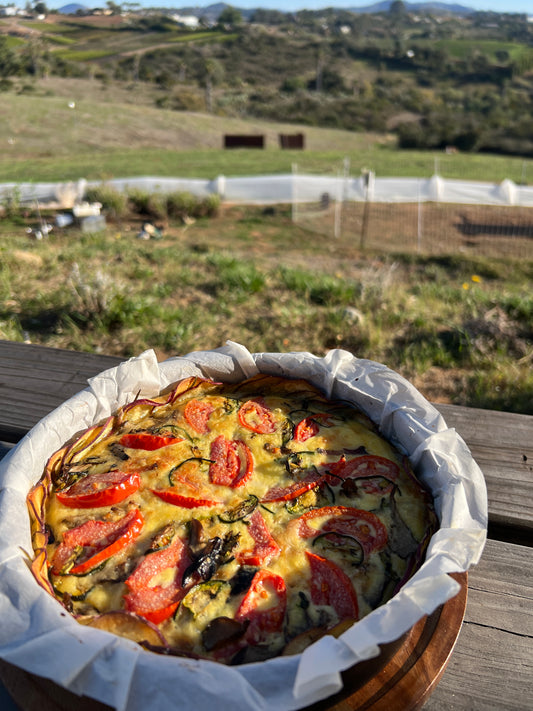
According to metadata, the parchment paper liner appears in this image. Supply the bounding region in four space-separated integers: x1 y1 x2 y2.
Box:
0 343 487 710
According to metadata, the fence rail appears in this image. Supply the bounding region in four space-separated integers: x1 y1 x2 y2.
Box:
2 173 533 208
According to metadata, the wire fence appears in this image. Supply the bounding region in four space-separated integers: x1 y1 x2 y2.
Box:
3 168 533 260
292 172 533 261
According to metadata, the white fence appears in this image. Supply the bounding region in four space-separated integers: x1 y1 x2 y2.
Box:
2 173 533 208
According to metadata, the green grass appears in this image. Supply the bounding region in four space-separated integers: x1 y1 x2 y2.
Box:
2 146 530 184
424 39 529 62
167 31 236 43
0 206 531 414
55 48 118 61
23 21 73 32
45 34 77 46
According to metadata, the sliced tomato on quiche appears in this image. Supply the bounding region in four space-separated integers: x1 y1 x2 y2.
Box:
235 570 287 645
306 551 359 621
184 399 215 434
293 413 334 442
50 507 144 575
124 534 191 624
56 470 141 509
237 399 276 434
151 487 222 509
236 510 280 565
294 505 388 557
119 433 183 450
326 455 399 495
261 471 326 502
209 435 253 488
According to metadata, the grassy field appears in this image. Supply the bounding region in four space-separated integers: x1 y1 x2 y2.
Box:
0 75 531 418
0 78 531 184
1 202 531 415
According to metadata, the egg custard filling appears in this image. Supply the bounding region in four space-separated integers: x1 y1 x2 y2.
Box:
28 374 436 663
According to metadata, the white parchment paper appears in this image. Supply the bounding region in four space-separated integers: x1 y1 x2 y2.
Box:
0 343 487 710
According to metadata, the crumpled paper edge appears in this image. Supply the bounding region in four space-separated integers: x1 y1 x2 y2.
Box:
0 342 487 711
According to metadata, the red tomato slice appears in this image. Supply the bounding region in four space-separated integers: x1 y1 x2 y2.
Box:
295 505 388 557
261 471 326 502
293 413 333 442
235 570 287 645
151 488 221 508
326 455 399 494
209 436 254 488
236 510 280 565
124 535 191 624
56 471 141 509
51 507 144 575
232 440 254 488
306 551 359 621
209 435 239 486
184 399 215 434
119 433 183 451
237 399 276 434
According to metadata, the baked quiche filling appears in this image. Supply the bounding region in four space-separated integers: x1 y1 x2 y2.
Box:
28 374 436 664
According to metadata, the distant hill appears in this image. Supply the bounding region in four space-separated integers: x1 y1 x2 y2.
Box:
348 1 474 14
57 3 88 13
174 2 475 20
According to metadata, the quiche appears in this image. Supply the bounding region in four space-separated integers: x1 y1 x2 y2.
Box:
27 374 437 664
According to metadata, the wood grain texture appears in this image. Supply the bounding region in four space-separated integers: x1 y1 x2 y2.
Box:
437 403 533 533
0 340 121 440
423 539 533 710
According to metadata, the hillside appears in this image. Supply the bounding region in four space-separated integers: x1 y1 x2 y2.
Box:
0 6 532 159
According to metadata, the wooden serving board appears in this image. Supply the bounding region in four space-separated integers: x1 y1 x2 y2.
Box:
0 573 467 711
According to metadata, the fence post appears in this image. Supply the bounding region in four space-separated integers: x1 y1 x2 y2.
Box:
214 175 226 199
417 179 423 252
335 157 350 240
360 170 373 250
334 161 348 239
291 163 298 224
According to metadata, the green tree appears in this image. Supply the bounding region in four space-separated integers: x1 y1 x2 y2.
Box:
106 1 122 15
33 2 48 15
198 54 224 113
217 6 243 29
250 9 287 25
0 37 19 80
389 0 407 19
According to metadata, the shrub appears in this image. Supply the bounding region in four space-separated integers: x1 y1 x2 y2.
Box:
85 184 128 221
166 191 197 219
146 192 169 221
197 194 221 218
127 188 152 215
126 190 220 221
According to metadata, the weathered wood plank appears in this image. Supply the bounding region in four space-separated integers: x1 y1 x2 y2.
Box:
0 340 121 440
423 538 533 710
438 403 533 533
